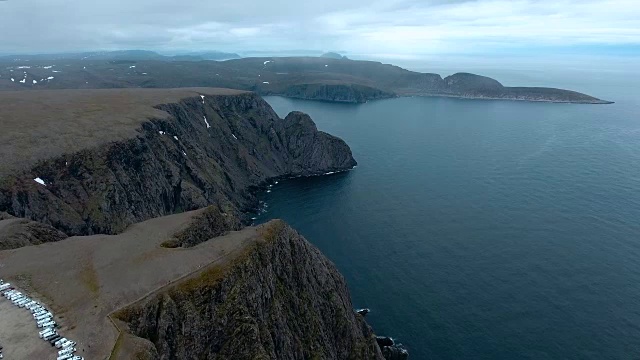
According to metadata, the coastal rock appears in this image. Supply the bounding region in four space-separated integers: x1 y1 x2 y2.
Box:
115 220 385 360
0 91 357 236
376 337 410 360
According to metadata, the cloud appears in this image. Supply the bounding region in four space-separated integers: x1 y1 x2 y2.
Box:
0 0 638 55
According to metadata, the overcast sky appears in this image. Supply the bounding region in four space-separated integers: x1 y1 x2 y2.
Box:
1 0 639 58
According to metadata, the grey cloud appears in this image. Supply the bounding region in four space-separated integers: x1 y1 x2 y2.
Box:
0 0 638 55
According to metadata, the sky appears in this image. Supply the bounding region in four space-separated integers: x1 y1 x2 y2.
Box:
1 0 639 60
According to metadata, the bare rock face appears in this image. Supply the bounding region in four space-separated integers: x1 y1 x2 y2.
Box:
115 221 384 360
0 92 356 235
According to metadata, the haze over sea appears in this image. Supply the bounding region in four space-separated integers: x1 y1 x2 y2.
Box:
257 62 640 360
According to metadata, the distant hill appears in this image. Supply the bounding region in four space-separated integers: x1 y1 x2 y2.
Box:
0 50 241 62
171 51 241 61
321 52 348 60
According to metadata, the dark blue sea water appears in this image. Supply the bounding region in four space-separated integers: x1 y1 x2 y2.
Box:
258 69 640 359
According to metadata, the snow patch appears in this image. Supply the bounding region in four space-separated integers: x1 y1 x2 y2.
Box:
10 78 14 82
173 136 179 141
262 81 269 84
182 151 187 156
129 65 136 68
159 131 165 135
43 66 53 69
200 95 205 104
32 80 38 84
142 72 147 75
33 177 46 186
47 76 54 80
325 64 328 67
232 134 238 140
52 70 61 73
19 79 25 84
17 66 30 69
263 60 272 65
203 116 210 128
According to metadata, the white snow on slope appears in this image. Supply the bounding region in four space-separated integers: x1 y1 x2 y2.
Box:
232 134 238 140
173 136 178 140
203 116 211 128
34 177 46 186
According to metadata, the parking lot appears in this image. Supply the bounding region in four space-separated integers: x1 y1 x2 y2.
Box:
0 296 56 359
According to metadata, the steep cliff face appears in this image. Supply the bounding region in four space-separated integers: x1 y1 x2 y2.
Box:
0 92 356 236
115 220 384 360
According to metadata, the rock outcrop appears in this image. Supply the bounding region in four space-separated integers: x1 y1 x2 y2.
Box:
0 90 356 236
115 220 384 360
0 213 68 250
162 204 242 248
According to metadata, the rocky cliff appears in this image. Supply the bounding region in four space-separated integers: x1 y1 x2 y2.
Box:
115 220 384 360
0 90 356 236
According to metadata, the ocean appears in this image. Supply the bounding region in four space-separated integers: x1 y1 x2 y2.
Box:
257 67 640 359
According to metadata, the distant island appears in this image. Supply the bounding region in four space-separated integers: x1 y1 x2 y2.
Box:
0 51 612 104
321 52 349 59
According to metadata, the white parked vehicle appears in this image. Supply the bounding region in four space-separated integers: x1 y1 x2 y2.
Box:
44 332 59 341
71 357 84 360
54 338 68 348
15 299 29 306
57 354 73 360
40 328 55 337
59 347 75 356
60 340 76 349
39 320 56 328
37 316 53 323
39 328 55 336
35 312 53 320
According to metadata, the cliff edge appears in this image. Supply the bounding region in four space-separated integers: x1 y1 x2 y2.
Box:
114 220 384 360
